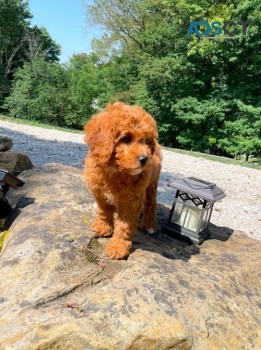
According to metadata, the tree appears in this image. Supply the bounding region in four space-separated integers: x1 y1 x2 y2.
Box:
219 101 261 159
0 1 61 106
65 53 100 127
5 54 100 129
24 26 61 63
0 0 31 103
0 0 31 72
4 56 69 125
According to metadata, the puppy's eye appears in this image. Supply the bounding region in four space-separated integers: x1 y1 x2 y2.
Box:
120 135 132 144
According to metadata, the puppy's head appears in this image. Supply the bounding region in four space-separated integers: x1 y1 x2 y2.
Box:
84 102 158 175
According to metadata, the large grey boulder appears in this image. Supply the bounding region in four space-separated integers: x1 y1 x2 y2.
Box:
0 163 260 350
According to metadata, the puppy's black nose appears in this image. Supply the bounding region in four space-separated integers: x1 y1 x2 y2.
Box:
139 155 148 166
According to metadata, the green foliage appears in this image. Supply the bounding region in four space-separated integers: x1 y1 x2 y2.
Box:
4 56 69 125
84 0 261 159
0 0 60 106
25 26 61 62
5 54 100 129
0 0 31 103
65 53 100 127
219 101 261 157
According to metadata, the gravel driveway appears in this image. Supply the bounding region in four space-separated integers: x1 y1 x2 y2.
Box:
1 119 260 241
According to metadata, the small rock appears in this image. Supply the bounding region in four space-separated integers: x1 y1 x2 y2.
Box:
0 151 33 175
0 135 13 151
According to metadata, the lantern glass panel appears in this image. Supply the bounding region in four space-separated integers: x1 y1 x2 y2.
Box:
200 209 209 231
200 202 213 231
181 205 201 232
170 201 184 224
170 198 202 233
206 204 213 223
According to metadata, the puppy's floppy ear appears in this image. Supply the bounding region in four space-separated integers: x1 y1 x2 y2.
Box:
146 134 158 155
147 119 159 155
149 139 156 155
84 112 115 165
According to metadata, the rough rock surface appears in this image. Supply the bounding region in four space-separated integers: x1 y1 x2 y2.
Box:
0 151 33 175
0 163 260 350
0 135 13 151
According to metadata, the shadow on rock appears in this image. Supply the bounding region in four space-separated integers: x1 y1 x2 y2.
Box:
208 222 234 242
3 197 35 231
130 203 234 262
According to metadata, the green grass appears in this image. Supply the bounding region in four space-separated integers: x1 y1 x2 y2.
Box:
1 114 260 170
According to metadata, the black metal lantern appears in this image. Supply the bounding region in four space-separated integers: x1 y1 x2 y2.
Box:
0 169 24 220
162 177 226 244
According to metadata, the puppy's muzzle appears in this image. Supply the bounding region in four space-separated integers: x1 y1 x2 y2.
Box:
139 155 148 166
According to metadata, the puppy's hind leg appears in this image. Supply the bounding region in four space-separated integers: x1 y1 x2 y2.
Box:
92 197 115 237
142 178 159 235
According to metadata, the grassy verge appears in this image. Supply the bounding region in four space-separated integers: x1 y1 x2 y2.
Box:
1 114 260 170
0 114 83 134
163 147 260 170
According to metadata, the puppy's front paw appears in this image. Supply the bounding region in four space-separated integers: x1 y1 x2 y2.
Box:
92 219 112 237
106 238 132 259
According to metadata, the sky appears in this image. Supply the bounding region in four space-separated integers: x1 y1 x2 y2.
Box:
29 0 102 63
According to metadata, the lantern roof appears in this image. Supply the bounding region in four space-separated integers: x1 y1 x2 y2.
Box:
168 176 226 202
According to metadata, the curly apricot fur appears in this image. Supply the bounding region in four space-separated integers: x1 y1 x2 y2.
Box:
84 102 162 259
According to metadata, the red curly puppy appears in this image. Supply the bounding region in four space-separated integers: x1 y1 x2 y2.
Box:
83 102 162 259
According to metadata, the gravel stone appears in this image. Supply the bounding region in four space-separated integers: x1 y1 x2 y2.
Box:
1 120 260 241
